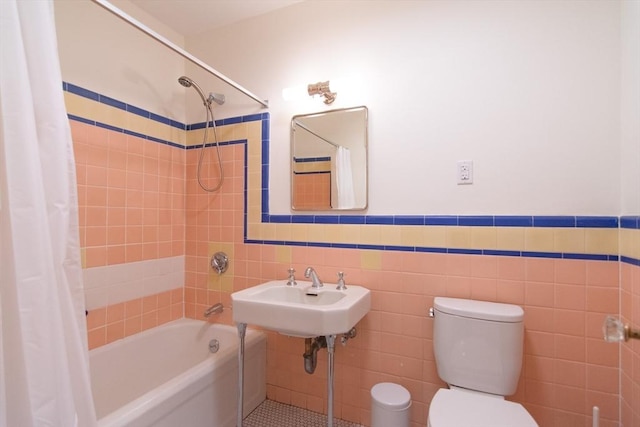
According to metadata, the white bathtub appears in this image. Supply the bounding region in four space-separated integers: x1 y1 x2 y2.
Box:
89 318 266 427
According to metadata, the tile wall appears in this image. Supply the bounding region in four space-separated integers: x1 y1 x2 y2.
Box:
65 83 639 427
66 82 187 348
620 219 640 427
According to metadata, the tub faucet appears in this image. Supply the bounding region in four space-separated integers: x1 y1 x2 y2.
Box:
304 267 323 289
204 303 223 318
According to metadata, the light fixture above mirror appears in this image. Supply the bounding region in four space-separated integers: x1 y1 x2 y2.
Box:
307 81 336 104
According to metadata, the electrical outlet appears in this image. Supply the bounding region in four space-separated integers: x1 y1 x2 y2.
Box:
457 160 473 185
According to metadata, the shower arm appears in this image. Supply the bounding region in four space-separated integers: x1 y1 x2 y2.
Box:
90 0 269 109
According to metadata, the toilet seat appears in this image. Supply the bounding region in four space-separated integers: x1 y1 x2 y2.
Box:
428 389 538 427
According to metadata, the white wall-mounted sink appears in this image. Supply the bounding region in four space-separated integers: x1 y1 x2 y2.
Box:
231 280 371 338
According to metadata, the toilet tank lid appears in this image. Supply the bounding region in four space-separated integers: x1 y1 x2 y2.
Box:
434 297 523 322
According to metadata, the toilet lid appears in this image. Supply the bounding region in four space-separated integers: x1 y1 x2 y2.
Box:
429 389 538 427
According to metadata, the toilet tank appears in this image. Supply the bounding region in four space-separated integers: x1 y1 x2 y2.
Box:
432 297 524 396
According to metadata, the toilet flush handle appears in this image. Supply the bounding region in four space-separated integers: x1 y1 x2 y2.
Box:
428 307 435 318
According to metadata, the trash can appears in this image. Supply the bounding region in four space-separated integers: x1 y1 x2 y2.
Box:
371 382 411 427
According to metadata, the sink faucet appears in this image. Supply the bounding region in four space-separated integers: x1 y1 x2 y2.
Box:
304 267 323 288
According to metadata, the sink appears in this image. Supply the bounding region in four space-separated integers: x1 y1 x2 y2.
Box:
231 280 371 337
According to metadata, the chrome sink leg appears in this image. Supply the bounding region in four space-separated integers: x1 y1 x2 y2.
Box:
325 334 336 427
237 322 247 427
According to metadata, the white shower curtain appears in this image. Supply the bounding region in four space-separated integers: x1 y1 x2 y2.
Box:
0 1 97 426
336 146 356 209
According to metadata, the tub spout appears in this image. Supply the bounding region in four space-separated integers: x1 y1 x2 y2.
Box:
204 303 223 318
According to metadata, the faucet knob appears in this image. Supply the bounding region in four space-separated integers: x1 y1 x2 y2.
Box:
287 267 297 286
336 271 347 290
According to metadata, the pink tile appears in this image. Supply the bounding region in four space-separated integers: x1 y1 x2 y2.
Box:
524 307 555 333
87 327 106 350
106 302 125 324
525 355 555 382
555 259 586 284
586 261 619 287
106 245 126 265
105 320 124 344
586 337 619 367
525 330 556 357
554 309 585 336
553 384 586 414
124 316 141 337
142 295 158 313
525 258 555 283
525 282 554 307
554 359 585 387
86 307 106 330
85 165 108 186
587 390 620 424
125 298 142 317
470 277 497 301
553 409 586 426
469 255 497 279
586 287 619 314
444 276 471 298
555 334 585 362
587 365 618 394
496 279 525 305
555 284 586 310
446 254 471 277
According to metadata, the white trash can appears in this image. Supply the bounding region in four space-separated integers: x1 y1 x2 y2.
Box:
371 382 411 427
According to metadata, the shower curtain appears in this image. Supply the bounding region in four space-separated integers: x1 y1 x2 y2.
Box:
336 146 356 209
0 1 97 426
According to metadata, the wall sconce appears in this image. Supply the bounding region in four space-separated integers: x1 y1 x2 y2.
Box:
603 315 640 342
307 81 337 105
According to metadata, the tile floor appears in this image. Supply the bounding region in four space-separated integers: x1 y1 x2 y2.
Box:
243 399 363 427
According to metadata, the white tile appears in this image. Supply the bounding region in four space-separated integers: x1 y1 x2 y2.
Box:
243 400 362 427
83 256 185 305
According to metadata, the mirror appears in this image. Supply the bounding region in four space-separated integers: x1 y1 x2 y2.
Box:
291 106 368 211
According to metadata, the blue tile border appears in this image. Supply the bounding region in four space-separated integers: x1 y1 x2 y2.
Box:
259 212 620 229
63 81 268 132
293 156 332 163
621 216 640 229
64 82 639 266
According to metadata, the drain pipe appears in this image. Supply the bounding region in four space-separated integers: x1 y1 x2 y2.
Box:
303 336 327 374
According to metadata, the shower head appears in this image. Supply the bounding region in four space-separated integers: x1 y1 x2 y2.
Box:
178 76 225 106
178 75 207 106
178 76 193 88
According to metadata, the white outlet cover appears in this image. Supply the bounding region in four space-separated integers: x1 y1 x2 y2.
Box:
457 160 473 185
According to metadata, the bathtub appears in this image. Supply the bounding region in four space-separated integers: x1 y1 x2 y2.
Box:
89 318 266 427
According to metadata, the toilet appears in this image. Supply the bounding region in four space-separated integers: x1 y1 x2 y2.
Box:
428 297 538 427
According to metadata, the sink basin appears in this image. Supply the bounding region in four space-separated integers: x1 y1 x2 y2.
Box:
231 280 371 337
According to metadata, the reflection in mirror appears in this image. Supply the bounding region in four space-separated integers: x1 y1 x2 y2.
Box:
291 106 368 211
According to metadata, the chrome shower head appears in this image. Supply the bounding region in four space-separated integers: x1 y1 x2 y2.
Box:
178 76 193 88
178 76 226 106
178 75 208 106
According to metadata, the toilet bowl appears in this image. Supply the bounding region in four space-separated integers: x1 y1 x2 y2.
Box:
427 297 538 427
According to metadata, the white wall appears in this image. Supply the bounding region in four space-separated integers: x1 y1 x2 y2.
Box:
54 0 188 123
621 0 640 215
187 0 623 216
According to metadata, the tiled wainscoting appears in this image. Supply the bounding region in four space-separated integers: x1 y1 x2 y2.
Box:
66 82 640 427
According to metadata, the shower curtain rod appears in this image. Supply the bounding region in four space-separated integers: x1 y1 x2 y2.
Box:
90 0 269 109
294 120 340 148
